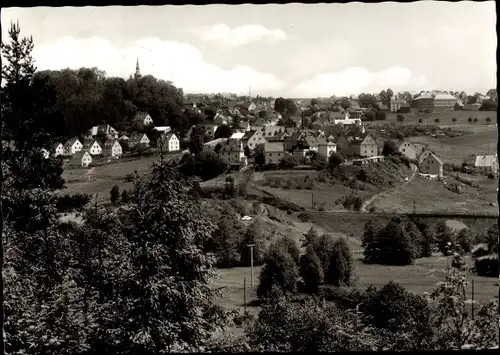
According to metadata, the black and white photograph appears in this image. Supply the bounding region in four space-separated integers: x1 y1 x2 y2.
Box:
0 1 498 353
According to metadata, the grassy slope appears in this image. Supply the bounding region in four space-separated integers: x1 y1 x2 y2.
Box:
367 110 496 126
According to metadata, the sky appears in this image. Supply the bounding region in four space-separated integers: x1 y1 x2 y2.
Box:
2 2 497 97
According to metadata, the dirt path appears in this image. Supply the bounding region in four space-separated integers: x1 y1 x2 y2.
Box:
361 163 418 212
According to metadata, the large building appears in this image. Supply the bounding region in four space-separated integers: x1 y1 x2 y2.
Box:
411 94 434 112
433 93 457 110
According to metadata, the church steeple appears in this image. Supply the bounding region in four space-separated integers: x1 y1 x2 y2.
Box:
134 57 142 79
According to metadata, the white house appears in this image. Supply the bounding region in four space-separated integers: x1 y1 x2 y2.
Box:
218 139 247 169
242 129 267 150
157 132 180 152
64 138 83 155
318 140 337 157
332 111 365 133
135 111 154 126
102 139 123 157
51 142 65 157
154 126 172 136
83 139 103 156
128 133 150 148
72 150 93 168
264 142 285 165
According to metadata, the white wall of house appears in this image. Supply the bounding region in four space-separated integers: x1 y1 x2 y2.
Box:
167 135 180 152
53 144 65 157
265 151 284 164
89 142 102 155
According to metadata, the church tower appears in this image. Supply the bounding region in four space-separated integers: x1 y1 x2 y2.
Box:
134 57 142 79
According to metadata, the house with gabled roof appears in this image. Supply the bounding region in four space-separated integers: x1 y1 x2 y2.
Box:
157 132 180 153
241 129 267 150
64 138 83 155
153 126 171 136
128 132 150 148
102 139 123 158
134 111 154 126
72 150 92 168
218 138 247 170
393 138 417 160
419 151 443 177
349 134 378 158
51 142 65 157
83 139 102 156
318 138 337 158
264 142 285 165
466 154 498 175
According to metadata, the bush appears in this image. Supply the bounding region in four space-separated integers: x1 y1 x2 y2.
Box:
110 185 120 203
456 228 475 253
197 150 228 181
120 189 131 203
468 117 472 122
396 114 404 122
418 118 423 123
434 118 440 123
452 117 457 122
473 117 478 122
382 140 398 156
275 235 301 266
327 152 343 170
278 154 299 169
325 237 355 286
486 117 491 122
317 285 365 310
341 194 363 211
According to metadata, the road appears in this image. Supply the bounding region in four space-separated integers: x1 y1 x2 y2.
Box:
360 163 418 213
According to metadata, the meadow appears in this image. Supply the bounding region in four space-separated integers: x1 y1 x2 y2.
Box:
62 155 162 201
378 110 497 126
369 174 498 214
408 129 497 165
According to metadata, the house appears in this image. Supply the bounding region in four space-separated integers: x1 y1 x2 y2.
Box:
128 132 150 148
296 135 326 152
153 126 171 136
237 120 251 132
51 142 65 157
389 98 407 113
119 135 129 141
218 139 247 170
87 124 119 139
399 103 411 113
265 131 288 143
419 151 443 177
394 139 417 160
203 138 228 151
463 103 481 111
318 139 337 158
230 132 246 141
264 142 285 165
247 101 258 112
335 136 350 153
377 103 390 113
134 111 154 126
102 139 123 158
283 131 303 152
466 155 498 175
40 148 50 159
349 134 378 158
72 150 93 168
157 132 180 152
433 94 457 110
82 139 102 156
411 95 434 112
261 126 285 139
454 99 465 110
64 138 83 155
214 113 232 125
242 130 267 150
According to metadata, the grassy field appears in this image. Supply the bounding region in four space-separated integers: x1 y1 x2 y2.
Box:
62 155 162 202
376 110 497 126
408 129 497 165
371 175 498 214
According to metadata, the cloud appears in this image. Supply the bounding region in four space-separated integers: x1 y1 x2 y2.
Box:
193 24 287 46
292 66 429 97
32 36 283 94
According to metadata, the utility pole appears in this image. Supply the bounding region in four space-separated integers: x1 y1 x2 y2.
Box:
413 200 416 214
243 277 247 313
471 279 475 319
248 244 255 288
311 193 314 209
0 8 5 352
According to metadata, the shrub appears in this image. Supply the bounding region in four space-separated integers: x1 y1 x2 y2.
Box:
456 228 474 253
452 117 457 122
257 242 300 299
275 235 301 266
434 221 457 255
125 172 136 182
341 194 363 211
434 118 440 123
120 189 130 203
225 176 236 197
299 245 324 294
197 150 228 181
418 118 423 123
396 114 405 122
473 117 478 122
327 152 343 170
382 140 398 156
486 116 491 122
110 185 120 203
317 285 365 310
278 155 299 169
468 117 472 122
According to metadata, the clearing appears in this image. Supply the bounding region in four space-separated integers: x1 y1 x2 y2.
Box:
370 174 498 214
408 130 497 165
